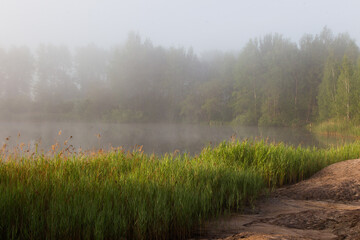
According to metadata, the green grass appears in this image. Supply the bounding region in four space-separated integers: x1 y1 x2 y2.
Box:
1 140 360 239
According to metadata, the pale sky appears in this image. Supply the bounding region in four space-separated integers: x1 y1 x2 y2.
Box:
0 0 359 53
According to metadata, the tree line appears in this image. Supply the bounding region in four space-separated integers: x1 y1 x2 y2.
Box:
0 28 359 126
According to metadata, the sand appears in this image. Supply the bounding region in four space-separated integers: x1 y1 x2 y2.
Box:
191 158 360 240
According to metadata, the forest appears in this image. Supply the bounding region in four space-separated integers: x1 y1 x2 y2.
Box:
0 27 359 127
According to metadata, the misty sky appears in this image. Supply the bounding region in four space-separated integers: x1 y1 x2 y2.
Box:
0 0 359 53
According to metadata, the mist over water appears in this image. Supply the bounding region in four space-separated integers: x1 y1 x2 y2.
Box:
0 2 359 155
0 121 324 155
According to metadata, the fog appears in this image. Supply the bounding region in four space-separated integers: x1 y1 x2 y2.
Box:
0 1 359 52
0 1 360 152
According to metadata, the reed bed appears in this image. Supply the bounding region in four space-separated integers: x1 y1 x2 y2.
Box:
1 139 360 239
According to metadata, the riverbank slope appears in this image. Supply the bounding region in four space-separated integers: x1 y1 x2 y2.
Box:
193 158 360 239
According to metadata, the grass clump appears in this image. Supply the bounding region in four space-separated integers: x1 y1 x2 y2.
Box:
0 146 263 240
1 140 360 239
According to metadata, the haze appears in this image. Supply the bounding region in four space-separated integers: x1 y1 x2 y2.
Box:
0 0 359 52
1 0 360 153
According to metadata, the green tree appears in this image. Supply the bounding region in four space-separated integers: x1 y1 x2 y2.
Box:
233 39 262 125
335 55 355 120
0 48 6 99
0 47 34 115
317 54 340 120
3 46 34 99
351 58 360 120
75 44 109 97
34 44 78 114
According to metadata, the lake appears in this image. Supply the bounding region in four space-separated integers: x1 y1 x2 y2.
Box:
0 121 348 155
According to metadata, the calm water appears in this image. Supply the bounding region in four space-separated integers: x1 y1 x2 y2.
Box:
0 122 348 155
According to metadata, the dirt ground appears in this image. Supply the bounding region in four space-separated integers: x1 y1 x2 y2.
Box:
190 158 360 240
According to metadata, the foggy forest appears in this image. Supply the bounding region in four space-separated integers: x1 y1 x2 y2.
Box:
1 27 359 127
3 1 360 238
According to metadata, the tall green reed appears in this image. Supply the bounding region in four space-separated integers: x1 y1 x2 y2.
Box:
1 140 359 239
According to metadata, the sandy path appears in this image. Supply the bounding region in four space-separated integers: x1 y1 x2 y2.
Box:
190 159 360 240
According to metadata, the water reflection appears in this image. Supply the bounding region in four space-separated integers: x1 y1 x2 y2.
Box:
0 122 352 155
